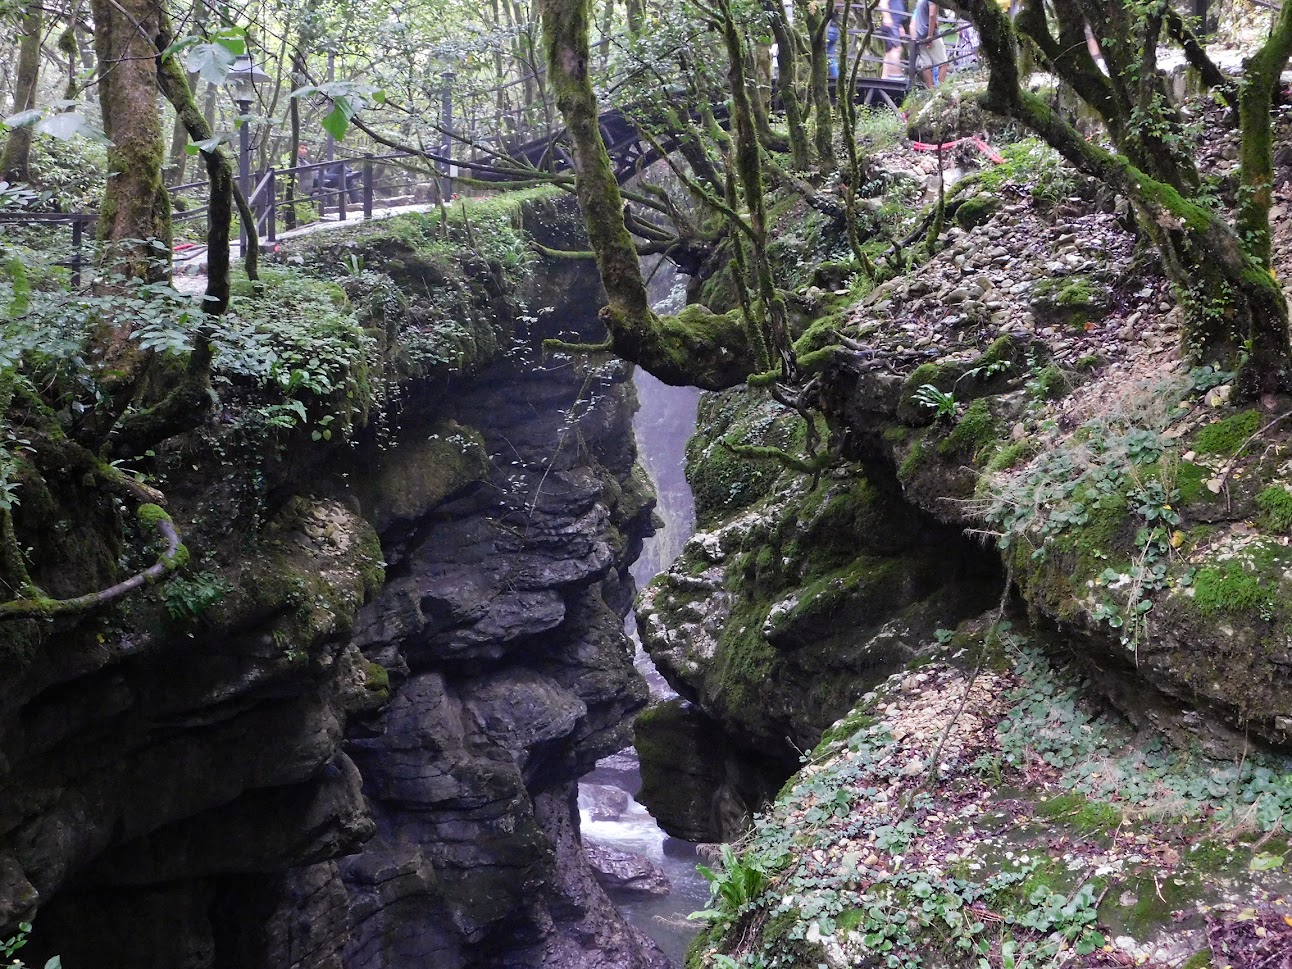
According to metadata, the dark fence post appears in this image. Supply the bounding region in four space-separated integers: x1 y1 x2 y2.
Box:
363 154 374 219
266 170 277 244
286 159 297 230
237 97 251 256
71 216 84 288
440 71 456 200
337 160 347 221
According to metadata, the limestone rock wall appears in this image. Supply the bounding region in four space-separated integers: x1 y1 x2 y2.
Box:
0 196 664 969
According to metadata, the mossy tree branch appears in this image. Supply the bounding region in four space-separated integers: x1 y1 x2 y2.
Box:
950 0 1292 395
720 437 830 477
1163 5 1238 111
0 505 184 621
538 0 767 389
2 383 187 620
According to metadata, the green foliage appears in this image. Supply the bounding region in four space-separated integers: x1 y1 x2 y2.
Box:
998 649 1292 829
974 139 1081 207
217 268 376 436
853 107 906 151
911 383 956 420
2 923 59 969
691 844 771 929
162 571 231 621
28 135 108 211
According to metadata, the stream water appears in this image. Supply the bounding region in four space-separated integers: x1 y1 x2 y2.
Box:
576 265 710 967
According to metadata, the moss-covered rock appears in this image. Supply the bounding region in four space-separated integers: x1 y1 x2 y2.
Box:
1029 273 1113 328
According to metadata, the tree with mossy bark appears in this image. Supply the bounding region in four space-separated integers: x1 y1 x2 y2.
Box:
90 0 173 284
947 0 1292 397
539 0 810 390
0 4 42 184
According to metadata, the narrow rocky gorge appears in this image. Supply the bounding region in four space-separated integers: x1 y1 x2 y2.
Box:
0 194 668 969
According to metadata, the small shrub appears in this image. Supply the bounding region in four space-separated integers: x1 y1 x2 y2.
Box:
163 571 230 621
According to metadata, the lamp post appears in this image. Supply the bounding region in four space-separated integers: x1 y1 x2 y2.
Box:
225 53 270 255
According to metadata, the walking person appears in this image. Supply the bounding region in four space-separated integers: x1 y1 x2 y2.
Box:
911 1 946 88
881 0 908 79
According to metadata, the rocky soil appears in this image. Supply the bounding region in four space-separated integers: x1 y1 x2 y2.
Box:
643 94 1292 967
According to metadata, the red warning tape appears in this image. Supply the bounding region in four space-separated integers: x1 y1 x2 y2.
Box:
910 137 1005 164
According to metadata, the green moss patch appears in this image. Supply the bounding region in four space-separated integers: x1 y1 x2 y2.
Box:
1033 793 1122 835
985 438 1039 473
1193 410 1263 456
1256 485 1292 532
1191 561 1272 617
1175 461 1216 506
1030 274 1111 327
940 398 999 460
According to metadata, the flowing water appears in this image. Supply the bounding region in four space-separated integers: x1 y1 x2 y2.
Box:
577 264 710 967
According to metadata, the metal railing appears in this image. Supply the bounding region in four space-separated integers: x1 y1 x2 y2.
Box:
0 211 93 285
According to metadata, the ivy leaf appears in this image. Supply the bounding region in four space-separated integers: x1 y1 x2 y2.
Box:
186 134 230 155
321 101 352 141
186 42 237 86
1250 852 1284 872
210 27 247 56
36 112 109 143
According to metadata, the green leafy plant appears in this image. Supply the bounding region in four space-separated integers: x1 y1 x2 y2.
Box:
162 571 231 621
911 383 957 421
2 923 60 969
691 844 770 928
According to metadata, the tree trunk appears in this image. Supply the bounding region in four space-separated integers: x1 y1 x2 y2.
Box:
0 4 43 184
763 0 813 171
797 0 835 167
956 0 1292 395
90 0 171 282
537 0 763 389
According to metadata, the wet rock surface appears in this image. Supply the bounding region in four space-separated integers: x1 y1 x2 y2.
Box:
584 843 671 897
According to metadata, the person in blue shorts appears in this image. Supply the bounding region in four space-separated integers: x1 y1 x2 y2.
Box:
881 0 908 79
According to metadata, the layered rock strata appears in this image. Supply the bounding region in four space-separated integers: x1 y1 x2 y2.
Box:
1 196 664 969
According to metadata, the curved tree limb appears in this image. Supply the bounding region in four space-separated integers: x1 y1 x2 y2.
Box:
538 0 764 389
0 505 184 621
1163 6 1237 111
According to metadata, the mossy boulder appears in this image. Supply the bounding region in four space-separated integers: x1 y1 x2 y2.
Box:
1029 273 1113 327
634 698 786 842
353 417 488 531
954 195 1001 230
